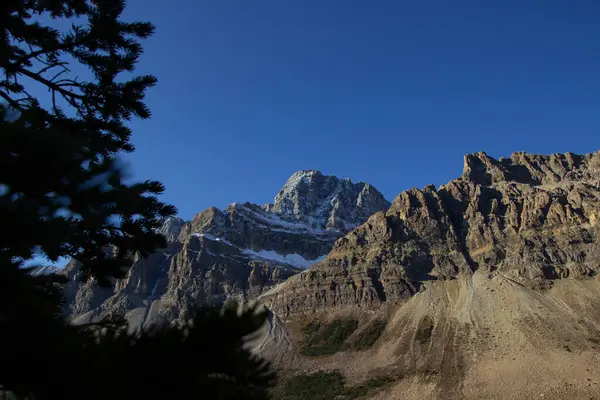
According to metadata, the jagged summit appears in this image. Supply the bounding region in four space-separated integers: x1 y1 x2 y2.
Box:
265 169 390 231
175 169 391 257
180 169 391 236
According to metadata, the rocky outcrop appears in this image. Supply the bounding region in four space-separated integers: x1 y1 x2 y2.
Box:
157 217 185 243
63 171 390 329
261 151 600 314
265 170 390 231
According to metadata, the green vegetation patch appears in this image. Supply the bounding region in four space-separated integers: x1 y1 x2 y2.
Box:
350 319 387 350
277 371 397 400
300 318 359 356
278 371 345 400
344 375 397 399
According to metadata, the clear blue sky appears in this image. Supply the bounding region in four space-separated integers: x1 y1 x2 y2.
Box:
118 0 600 220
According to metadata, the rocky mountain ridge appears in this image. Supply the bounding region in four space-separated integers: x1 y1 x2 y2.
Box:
261 151 600 314
63 170 390 330
252 150 600 400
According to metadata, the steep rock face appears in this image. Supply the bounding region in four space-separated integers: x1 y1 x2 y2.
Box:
157 216 185 243
262 151 600 314
64 171 390 329
265 170 390 231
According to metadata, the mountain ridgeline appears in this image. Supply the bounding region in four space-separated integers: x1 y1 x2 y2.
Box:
62 170 390 330
261 151 600 314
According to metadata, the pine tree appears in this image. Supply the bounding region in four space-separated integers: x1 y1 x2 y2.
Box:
0 1 276 398
1 0 176 282
69 301 275 400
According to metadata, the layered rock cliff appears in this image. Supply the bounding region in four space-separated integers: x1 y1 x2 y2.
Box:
261 151 600 314
63 170 390 329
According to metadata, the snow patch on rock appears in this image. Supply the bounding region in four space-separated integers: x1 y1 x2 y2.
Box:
192 231 325 269
242 249 326 269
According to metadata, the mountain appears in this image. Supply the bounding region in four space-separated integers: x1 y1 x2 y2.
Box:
257 151 600 400
60 151 600 398
262 151 600 313
62 170 390 331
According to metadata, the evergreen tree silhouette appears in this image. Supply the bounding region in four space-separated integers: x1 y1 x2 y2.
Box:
0 1 276 398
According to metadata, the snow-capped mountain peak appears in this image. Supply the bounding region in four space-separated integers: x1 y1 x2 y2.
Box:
65 170 390 329
266 170 390 230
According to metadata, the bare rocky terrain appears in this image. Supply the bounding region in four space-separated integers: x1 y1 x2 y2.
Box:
255 150 600 399
255 272 600 399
